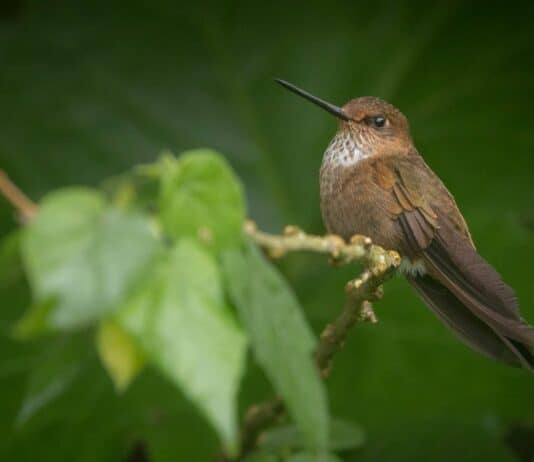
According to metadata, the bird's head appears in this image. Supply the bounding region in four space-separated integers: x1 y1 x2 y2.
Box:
276 79 414 165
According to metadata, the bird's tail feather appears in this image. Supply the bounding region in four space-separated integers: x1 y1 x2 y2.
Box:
408 275 534 370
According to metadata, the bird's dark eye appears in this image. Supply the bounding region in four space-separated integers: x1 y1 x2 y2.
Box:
365 115 386 128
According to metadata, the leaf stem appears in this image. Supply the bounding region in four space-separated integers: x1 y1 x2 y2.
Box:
0 169 37 222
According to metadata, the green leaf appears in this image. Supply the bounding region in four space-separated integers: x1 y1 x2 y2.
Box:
20 188 161 331
260 419 365 452
0 230 24 287
222 243 329 451
16 336 88 425
95 319 145 392
117 238 247 455
158 150 245 250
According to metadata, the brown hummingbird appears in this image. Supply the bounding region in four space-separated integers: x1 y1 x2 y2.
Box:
276 79 534 370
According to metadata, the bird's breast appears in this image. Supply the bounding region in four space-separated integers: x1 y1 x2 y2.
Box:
319 131 370 229
319 150 403 252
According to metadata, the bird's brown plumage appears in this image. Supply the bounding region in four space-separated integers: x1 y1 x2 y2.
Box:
319 98 534 370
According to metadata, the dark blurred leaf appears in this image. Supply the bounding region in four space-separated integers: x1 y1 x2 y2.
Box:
122 441 151 462
20 188 161 331
0 230 23 287
223 242 328 451
95 319 145 392
261 419 365 452
0 0 25 22
504 423 534 462
16 335 87 425
118 238 247 455
158 150 245 251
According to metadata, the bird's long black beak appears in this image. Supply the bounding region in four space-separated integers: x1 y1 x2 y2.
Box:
275 79 350 121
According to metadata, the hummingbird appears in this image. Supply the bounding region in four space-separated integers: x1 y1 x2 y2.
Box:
276 79 534 370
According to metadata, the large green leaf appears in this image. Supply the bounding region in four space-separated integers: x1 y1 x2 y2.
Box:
158 151 245 250
117 238 247 455
20 188 161 330
223 243 328 451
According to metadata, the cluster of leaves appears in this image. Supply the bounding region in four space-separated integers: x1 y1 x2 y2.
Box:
4 150 363 460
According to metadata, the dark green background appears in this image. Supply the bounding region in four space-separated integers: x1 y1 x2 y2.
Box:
1 1 533 461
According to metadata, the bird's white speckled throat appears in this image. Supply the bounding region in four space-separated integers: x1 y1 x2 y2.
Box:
322 131 369 167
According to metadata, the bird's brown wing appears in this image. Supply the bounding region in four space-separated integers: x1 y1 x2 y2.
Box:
376 154 534 368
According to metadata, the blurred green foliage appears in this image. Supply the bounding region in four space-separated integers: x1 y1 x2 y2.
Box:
0 149 336 462
19 188 161 330
2 150 333 460
1 1 533 461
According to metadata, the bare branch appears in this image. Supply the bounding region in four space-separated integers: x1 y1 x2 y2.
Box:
315 265 397 377
239 398 285 456
244 220 399 271
0 170 37 222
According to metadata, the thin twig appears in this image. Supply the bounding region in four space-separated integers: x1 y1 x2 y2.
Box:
0 170 37 222
315 266 397 377
220 223 401 460
239 398 285 456
213 399 284 462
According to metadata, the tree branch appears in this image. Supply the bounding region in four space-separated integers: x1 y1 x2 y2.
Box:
0 169 37 222
220 223 400 460
244 220 398 270
315 266 396 378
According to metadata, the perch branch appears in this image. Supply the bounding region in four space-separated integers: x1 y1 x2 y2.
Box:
0 169 37 222
244 220 398 270
220 222 400 460
315 265 397 377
